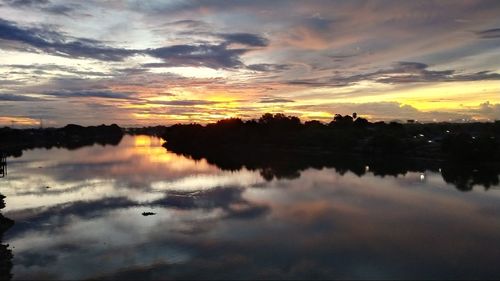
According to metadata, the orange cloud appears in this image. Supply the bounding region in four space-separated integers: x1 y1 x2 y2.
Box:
0 116 39 127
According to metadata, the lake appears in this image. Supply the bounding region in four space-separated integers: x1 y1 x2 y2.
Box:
1 135 500 279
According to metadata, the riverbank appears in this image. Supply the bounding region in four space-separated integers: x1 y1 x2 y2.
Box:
161 114 500 162
0 124 123 157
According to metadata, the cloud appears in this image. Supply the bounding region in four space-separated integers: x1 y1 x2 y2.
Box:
1 0 49 7
282 16 336 50
247 63 291 72
476 28 500 39
396 62 428 70
167 19 207 29
1 63 109 77
287 61 500 87
41 4 75 16
0 93 45 101
259 98 295 104
218 33 269 47
293 101 470 122
145 44 248 69
473 101 500 120
42 90 136 100
150 187 270 220
2 1 500 125
376 62 500 84
2 0 80 17
143 31 269 69
0 18 138 61
0 18 269 69
1 17 271 69
147 99 219 106
374 61 454 83
8 185 269 239
5 196 144 238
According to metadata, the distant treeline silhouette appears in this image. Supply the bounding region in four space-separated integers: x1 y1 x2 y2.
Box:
156 113 500 192
161 113 500 162
0 124 123 157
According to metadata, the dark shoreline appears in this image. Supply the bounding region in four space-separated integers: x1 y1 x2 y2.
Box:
158 113 500 191
163 141 500 191
161 114 500 161
0 124 123 158
1 114 499 191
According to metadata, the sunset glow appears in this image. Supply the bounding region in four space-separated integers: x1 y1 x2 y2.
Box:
1 1 499 126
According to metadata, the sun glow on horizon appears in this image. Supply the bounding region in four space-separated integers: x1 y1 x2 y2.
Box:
1 1 499 126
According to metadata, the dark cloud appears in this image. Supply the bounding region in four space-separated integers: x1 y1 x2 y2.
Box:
377 62 500 84
396 61 428 70
0 18 269 69
287 61 500 87
2 0 80 17
259 98 295 104
375 61 454 83
286 78 350 87
1 63 109 76
219 33 269 47
125 0 290 16
1 0 49 7
247 63 291 72
476 28 500 39
166 19 207 29
0 18 138 61
0 93 45 101
113 67 149 76
145 44 248 69
145 31 270 69
42 90 136 100
328 53 359 60
41 4 74 16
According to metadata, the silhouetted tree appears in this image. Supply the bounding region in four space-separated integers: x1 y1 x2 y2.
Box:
354 117 369 128
304 120 325 128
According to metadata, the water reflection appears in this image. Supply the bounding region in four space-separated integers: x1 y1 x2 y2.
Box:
168 144 500 192
1 135 500 279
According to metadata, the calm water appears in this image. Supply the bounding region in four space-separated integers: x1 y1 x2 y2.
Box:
1 135 500 279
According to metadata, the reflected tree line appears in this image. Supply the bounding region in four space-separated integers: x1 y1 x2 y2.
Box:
167 144 500 192
161 113 500 192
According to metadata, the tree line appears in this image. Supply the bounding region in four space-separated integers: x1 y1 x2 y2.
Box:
162 113 500 162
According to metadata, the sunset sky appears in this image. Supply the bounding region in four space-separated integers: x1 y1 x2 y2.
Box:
0 0 499 126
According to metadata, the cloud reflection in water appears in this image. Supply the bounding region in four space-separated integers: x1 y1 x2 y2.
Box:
1 135 500 279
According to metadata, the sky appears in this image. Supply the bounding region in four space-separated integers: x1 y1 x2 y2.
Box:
0 0 499 127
